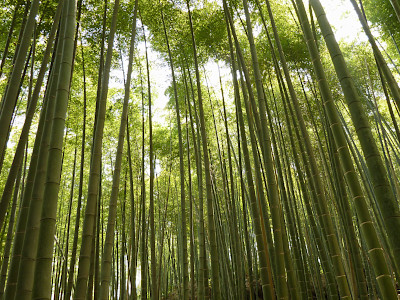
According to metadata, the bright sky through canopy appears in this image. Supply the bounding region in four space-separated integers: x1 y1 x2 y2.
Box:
108 0 366 126
148 0 366 124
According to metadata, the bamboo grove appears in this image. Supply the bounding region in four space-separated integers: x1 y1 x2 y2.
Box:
0 0 400 299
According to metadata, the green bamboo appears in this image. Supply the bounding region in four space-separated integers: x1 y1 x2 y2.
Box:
312 0 400 279
295 0 398 298
264 0 354 297
182 64 206 300
0 161 23 296
160 3 188 298
186 1 221 298
98 2 137 298
389 0 400 25
74 0 120 298
0 0 40 165
11 4 66 299
31 0 76 298
0 0 61 231
65 32 89 300
350 0 400 111
127 120 137 300
0 1 21 80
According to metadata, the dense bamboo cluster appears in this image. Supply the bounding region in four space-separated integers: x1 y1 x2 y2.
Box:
0 0 399 299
